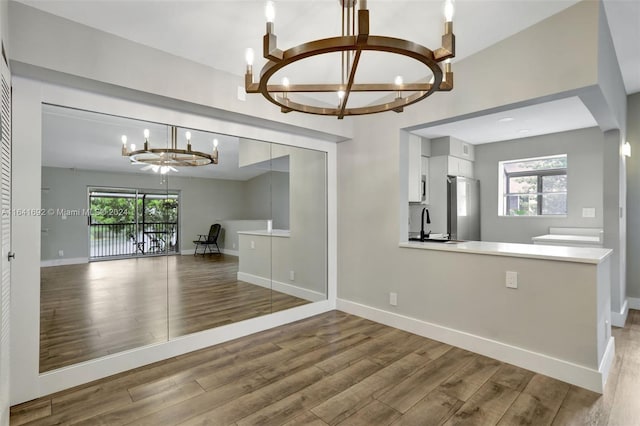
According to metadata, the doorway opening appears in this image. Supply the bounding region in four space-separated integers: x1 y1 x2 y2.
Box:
88 188 179 260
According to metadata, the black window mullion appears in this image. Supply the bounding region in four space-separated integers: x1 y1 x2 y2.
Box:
537 175 543 215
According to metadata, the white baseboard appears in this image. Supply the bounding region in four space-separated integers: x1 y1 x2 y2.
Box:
238 272 325 302
611 299 629 328
180 248 238 256
337 298 609 393
599 337 616 391
628 297 640 310
41 257 88 267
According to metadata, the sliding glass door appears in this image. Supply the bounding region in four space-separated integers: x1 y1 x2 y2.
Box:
88 188 179 260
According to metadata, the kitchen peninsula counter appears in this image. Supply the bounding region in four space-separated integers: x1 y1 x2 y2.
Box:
396 237 613 394
400 239 611 264
238 229 290 238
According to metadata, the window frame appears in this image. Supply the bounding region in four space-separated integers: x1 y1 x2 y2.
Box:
499 154 568 217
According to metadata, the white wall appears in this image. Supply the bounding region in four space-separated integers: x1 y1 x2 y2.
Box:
339 1 622 390
626 93 640 301
240 142 328 296
475 127 604 243
245 171 290 229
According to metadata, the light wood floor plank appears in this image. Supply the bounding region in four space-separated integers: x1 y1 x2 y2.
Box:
312 351 444 424
337 400 401 426
391 390 463 426
604 333 640 426
377 347 475 413
497 374 570 426
6 399 51 426
11 310 640 426
178 366 327 425
73 381 205 426
443 381 520 425
438 355 502 402
236 358 381 426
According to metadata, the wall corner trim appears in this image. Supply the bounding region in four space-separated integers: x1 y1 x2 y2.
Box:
611 299 629 327
627 297 640 311
337 298 609 393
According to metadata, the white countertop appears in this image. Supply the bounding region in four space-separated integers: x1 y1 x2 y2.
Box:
237 229 290 238
399 240 612 264
531 234 602 244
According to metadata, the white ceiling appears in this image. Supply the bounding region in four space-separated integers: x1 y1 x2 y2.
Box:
23 0 640 148
42 104 280 180
16 0 638 94
414 96 598 144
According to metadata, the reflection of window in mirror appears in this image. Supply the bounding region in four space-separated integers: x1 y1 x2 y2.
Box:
39 106 328 372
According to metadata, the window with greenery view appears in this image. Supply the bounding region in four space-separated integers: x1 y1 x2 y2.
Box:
499 154 567 216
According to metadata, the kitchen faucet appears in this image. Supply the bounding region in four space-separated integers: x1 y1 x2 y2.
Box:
420 207 431 241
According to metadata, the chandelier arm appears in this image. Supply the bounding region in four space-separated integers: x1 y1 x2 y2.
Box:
266 83 433 93
338 49 363 119
276 89 431 117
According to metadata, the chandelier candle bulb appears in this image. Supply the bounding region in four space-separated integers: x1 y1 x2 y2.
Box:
245 48 254 66
143 128 150 150
265 1 275 23
444 0 454 22
121 135 128 155
185 131 192 151
130 144 136 152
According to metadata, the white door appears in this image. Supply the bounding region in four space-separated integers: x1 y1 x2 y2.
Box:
0 52 11 426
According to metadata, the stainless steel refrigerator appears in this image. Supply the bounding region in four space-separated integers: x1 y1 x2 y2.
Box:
447 176 480 241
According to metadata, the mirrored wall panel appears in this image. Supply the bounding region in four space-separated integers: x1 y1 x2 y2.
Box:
39 105 328 372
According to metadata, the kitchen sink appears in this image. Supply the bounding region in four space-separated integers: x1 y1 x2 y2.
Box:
408 237 465 244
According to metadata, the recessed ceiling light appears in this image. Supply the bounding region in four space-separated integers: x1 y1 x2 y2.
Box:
519 129 530 134
498 117 514 123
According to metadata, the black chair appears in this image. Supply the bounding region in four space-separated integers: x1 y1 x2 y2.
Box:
193 224 221 256
129 233 145 254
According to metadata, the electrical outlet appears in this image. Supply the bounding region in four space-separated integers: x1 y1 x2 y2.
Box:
582 207 596 218
506 271 518 289
58 249 64 257
389 292 398 306
289 270 295 281
232 243 236 249
250 241 255 249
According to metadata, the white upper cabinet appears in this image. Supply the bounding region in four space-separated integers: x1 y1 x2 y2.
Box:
447 156 474 178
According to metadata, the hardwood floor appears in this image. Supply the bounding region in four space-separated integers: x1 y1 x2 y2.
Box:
14 309 640 425
39 255 310 372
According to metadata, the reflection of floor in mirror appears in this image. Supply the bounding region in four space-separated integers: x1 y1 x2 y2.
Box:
39 254 310 373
